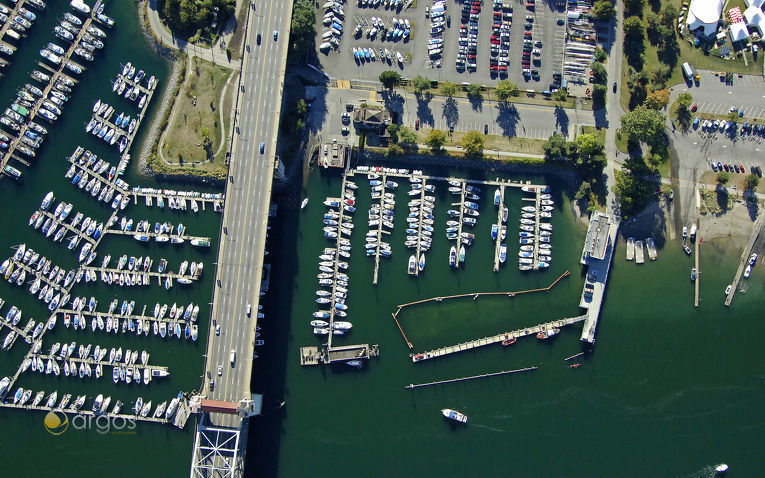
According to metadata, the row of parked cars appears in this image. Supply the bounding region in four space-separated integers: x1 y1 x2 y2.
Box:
488 0 511 75
352 46 404 65
427 1 446 62
357 0 413 8
711 161 761 177
456 0 480 72
353 15 411 42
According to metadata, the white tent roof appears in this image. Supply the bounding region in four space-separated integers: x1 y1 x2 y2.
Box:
746 0 764 9
745 5 765 33
686 0 724 35
729 21 750 41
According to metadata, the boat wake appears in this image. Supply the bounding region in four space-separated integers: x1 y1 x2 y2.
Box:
469 423 504 433
676 464 727 478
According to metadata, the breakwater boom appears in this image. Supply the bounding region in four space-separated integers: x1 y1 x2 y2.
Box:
404 366 538 389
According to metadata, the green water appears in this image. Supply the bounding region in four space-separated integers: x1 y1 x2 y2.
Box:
0 2 221 476
249 167 765 478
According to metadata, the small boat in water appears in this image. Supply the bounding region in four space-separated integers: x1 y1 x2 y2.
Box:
441 408 468 424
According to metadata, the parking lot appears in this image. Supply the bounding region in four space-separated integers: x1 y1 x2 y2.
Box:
315 0 569 91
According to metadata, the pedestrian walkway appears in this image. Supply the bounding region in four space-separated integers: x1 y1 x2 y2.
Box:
146 0 242 70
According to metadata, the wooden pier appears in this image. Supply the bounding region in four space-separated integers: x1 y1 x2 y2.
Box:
694 219 701 307
405 366 537 389
410 314 587 362
103 226 211 244
369 172 390 285
66 148 130 198
412 177 430 277
0 0 34 51
492 185 505 271
34 353 168 374
130 187 224 212
393 270 570 312
0 401 176 426
82 265 200 287
0 0 103 176
326 173 352 350
9 257 70 298
725 211 765 306
34 210 98 247
57 306 195 335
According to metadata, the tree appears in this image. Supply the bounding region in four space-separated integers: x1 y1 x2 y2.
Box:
613 156 655 217
677 92 693 111
595 47 608 63
651 63 671 87
387 124 399 143
440 81 458 97
744 173 760 190
379 71 401 90
716 171 730 184
576 132 604 156
495 80 520 101
465 83 483 99
620 104 666 146
591 62 607 85
543 133 571 159
296 99 307 117
398 126 417 146
644 89 669 109
552 88 568 103
624 16 645 40
290 0 316 56
624 0 645 16
424 129 447 152
461 130 484 156
592 84 607 109
592 0 615 21
662 4 679 26
412 75 430 94
386 143 404 156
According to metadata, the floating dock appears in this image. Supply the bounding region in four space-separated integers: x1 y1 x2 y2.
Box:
405 366 537 389
492 185 505 271
0 0 102 176
411 315 587 362
725 212 764 306
579 211 620 344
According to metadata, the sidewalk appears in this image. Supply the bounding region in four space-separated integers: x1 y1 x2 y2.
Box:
418 144 544 159
146 0 243 70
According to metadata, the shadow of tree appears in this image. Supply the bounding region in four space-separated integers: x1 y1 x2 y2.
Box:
746 195 759 221
715 184 729 212
442 97 459 129
468 95 483 112
416 93 435 127
495 102 520 137
593 108 608 128
382 90 405 119
554 106 569 137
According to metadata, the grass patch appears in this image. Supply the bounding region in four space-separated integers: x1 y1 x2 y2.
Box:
620 0 763 112
418 129 546 155
615 128 630 153
699 187 736 215
157 56 233 179
367 145 545 164
581 125 606 143
403 84 585 110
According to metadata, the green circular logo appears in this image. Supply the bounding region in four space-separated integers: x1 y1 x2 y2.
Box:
44 411 69 436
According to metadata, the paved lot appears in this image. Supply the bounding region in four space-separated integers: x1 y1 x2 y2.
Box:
315 0 567 89
307 86 593 144
675 71 765 119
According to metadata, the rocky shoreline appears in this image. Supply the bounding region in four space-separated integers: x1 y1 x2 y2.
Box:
134 0 183 178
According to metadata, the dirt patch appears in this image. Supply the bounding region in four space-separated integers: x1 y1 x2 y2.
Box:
161 56 232 175
226 4 250 60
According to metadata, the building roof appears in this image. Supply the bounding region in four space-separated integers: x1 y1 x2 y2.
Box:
729 20 750 41
689 0 724 24
583 212 613 261
746 0 764 9
745 5 765 31
200 399 239 414
353 107 391 126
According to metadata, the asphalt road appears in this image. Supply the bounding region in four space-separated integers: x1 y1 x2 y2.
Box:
203 0 289 426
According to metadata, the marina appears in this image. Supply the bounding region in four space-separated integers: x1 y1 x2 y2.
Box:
1 0 104 179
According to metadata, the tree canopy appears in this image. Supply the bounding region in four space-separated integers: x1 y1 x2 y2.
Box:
465 83 483 99
440 81 458 97
576 132 604 156
495 80 520 101
160 0 235 36
613 156 655 217
398 126 417 145
289 0 316 56
592 84 607 109
552 88 568 103
644 89 669 110
379 71 401 89
591 62 607 85
461 131 484 156
620 105 666 146
744 173 759 190
624 16 645 40
592 0 615 21
424 129 447 152
543 133 571 159
412 75 430 94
